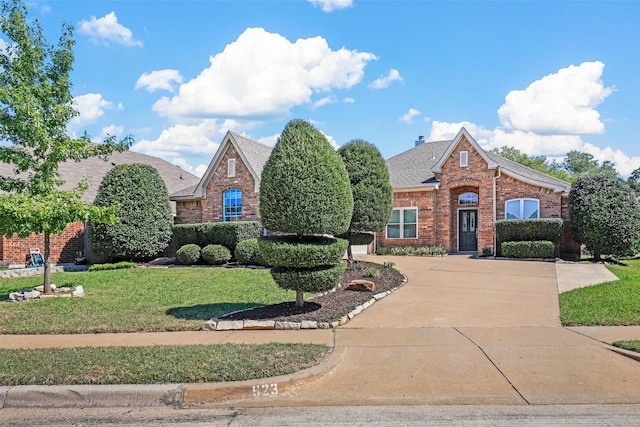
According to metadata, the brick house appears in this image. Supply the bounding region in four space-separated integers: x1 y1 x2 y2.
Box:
0 151 199 266
171 128 579 257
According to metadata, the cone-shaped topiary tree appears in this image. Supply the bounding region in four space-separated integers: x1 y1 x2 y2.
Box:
259 119 353 307
337 139 393 263
89 163 173 262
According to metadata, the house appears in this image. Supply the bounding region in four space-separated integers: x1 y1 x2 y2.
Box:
170 128 579 257
0 150 200 265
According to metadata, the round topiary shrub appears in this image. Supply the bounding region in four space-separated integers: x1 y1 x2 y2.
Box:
201 244 231 265
234 239 266 266
176 244 201 265
258 235 348 268
270 263 346 294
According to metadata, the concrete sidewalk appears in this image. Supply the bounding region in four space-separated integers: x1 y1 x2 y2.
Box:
1 255 639 408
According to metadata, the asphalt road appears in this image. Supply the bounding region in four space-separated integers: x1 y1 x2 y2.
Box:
2 405 640 426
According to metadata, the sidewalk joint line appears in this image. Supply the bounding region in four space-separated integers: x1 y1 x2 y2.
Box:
453 327 531 405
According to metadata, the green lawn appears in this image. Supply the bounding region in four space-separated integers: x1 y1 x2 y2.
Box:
613 340 640 354
0 343 331 385
559 259 640 326
0 267 297 334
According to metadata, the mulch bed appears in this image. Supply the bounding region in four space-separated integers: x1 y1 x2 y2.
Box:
216 261 405 323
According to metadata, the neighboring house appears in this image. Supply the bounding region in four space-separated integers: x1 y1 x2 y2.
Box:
171 128 580 257
0 150 199 265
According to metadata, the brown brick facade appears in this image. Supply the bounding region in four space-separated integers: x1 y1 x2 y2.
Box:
0 221 84 265
377 135 577 256
175 145 261 224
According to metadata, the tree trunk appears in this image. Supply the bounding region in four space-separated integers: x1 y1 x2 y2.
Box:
593 248 601 262
295 290 304 307
347 244 353 265
43 232 52 294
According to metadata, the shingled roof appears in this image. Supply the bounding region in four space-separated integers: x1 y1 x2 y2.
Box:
171 131 273 200
0 149 200 214
386 128 571 193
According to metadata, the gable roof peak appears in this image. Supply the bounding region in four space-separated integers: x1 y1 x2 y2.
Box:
431 127 497 173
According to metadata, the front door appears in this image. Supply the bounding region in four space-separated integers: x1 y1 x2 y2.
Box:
459 209 478 251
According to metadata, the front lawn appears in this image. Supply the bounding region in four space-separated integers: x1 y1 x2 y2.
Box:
0 267 295 334
613 340 640 354
559 259 640 326
0 343 331 385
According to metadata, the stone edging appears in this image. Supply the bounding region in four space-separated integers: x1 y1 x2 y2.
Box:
201 274 408 332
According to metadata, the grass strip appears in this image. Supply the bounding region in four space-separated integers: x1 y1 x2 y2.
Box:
559 259 640 326
612 340 640 354
0 268 295 334
0 343 331 385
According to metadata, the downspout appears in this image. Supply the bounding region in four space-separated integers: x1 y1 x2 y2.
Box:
493 166 501 257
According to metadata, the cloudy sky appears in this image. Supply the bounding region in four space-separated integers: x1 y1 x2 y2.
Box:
13 0 640 178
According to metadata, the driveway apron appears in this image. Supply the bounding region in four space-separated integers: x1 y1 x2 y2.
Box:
216 255 640 407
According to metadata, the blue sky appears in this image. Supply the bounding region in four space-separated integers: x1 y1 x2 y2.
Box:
15 0 640 177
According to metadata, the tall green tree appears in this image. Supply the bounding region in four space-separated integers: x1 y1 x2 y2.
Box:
0 1 130 292
568 173 640 260
337 139 392 263
491 146 571 182
259 119 353 307
89 164 173 262
627 167 640 196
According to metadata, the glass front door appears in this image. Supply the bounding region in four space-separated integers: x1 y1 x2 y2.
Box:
459 209 478 251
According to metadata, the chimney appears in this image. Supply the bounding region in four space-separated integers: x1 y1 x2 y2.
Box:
415 135 425 147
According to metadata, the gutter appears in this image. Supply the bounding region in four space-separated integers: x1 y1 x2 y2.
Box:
493 166 501 256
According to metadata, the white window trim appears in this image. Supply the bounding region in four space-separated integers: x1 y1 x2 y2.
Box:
460 151 468 167
505 198 540 219
386 207 418 239
227 158 236 178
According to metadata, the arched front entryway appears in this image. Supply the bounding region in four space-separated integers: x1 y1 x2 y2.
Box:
452 186 480 252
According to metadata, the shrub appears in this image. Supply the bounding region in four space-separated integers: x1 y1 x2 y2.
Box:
495 218 564 244
88 262 137 272
569 173 640 260
89 164 173 261
258 235 348 268
201 244 231 265
172 221 262 253
362 267 380 278
270 263 346 294
501 241 555 259
176 244 201 265
234 239 267 266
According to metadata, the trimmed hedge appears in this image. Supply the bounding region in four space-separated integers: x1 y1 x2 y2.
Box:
258 235 348 268
338 231 374 247
172 221 262 253
270 263 346 293
234 239 267 266
201 244 231 265
495 218 564 244
501 241 555 259
176 244 201 265
88 262 137 272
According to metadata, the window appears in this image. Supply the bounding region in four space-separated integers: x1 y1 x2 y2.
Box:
460 151 468 167
505 198 539 219
223 189 242 221
458 192 478 206
227 158 236 177
386 208 417 239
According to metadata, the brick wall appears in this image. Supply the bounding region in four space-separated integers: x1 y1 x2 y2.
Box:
175 200 202 224
375 189 436 248
0 221 85 265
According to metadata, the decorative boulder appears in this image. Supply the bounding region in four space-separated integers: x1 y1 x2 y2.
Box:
346 280 376 292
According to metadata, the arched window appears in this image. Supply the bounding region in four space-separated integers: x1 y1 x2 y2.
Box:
223 189 242 222
458 192 478 206
505 198 539 219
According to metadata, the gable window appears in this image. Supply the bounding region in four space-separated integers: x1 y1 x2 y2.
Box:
223 189 242 221
227 158 236 177
460 151 468 167
458 192 478 206
386 208 417 239
505 198 539 219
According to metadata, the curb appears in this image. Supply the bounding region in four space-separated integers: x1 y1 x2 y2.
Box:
0 347 345 409
603 344 640 363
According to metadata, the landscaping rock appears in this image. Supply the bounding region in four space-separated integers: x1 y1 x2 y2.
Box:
201 321 217 331
215 320 244 331
243 320 275 330
275 321 301 330
300 320 318 329
346 279 375 292
72 286 85 297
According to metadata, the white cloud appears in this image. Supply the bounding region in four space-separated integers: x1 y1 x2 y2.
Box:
399 108 421 124
257 134 280 147
428 121 494 145
152 27 376 120
313 96 336 109
369 69 402 89
69 93 112 131
498 61 613 134
136 70 183 93
343 97 355 103
582 142 640 177
308 0 353 12
78 12 143 47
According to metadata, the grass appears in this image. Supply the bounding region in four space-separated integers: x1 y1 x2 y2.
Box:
0 343 331 385
0 267 297 334
613 340 640 354
559 259 640 326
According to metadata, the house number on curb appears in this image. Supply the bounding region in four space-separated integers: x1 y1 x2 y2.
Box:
252 383 278 397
